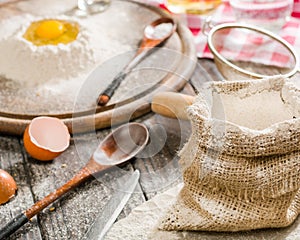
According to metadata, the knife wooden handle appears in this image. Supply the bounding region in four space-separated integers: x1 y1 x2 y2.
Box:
151 92 195 120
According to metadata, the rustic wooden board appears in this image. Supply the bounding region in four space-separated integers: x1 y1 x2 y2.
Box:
0 133 146 240
0 0 197 135
3 56 299 240
0 112 188 240
0 82 194 240
0 136 43 240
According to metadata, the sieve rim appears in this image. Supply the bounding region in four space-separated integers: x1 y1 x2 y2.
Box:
207 23 299 79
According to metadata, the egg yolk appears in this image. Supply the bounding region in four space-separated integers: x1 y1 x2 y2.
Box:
35 20 65 40
23 19 79 46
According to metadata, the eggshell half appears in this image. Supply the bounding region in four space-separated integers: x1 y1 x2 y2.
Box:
23 116 70 161
0 169 17 205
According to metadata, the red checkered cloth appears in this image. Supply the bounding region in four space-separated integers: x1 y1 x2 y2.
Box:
188 2 300 63
137 0 300 67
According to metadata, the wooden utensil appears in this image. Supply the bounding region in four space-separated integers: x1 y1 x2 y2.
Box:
151 91 195 120
0 122 149 239
97 17 177 106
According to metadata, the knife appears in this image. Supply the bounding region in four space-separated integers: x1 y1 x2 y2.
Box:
82 170 140 240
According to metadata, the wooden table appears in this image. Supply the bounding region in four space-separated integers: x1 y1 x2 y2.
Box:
1 59 300 240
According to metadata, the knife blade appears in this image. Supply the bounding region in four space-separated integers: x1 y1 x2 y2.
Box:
82 170 140 240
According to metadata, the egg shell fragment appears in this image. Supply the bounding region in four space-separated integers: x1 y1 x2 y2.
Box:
23 116 70 161
0 169 17 205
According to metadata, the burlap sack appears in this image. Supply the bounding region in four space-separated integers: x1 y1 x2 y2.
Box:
159 77 300 232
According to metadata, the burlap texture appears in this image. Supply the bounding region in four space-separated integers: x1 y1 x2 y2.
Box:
159 77 300 232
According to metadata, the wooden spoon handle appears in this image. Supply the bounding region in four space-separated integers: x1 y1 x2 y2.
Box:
0 167 94 239
25 167 93 219
0 213 28 240
151 92 195 120
97 49 149 106
97 71 127 106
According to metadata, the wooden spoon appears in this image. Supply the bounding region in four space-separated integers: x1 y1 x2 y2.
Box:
0 122 149 239
97 17 177 106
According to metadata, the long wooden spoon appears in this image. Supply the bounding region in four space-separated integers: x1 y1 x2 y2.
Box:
97 17 177 106
0 122 149 239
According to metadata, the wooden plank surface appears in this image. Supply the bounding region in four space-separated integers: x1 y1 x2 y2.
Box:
1 54 300 239
0 136 42 240
0 92 193 240
0 58 221 239
0 58 218 240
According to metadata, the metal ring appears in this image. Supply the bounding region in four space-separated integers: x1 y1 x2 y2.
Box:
207 23 299 79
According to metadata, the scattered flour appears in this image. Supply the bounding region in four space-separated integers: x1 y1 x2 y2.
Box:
14 0 76 16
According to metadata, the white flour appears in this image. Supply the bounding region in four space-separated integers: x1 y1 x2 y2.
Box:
145 23 174 40
217 90 294 130
0 0 161 116
0 4 132 96
15 0 76 15
0 14 95 87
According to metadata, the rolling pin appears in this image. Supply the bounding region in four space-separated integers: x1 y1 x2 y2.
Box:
151 92 195 120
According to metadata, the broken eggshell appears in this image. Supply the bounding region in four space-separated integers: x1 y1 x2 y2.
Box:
0 169 17 205
23 116 70 161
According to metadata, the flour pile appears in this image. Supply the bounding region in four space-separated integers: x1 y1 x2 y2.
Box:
0 15 95 86
0 8 132 89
